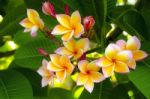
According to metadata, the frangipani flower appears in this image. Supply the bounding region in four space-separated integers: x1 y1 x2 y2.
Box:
55 38 89 59
77 60 105 93
97 44 132 78
116 36 148 69
20 9 44 37
37 59 55 87
47 54 74 82
51 10 84 41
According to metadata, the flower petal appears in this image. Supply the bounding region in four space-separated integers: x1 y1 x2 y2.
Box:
56 14 71 28
41 77 51 87
115 61 129 73
116 50 132 63
42 59 48 66
31 26 38 37
37 66 49 76
27 9 44 29
76 38 89 52
87 61 100 72
47 62 63 72
74 23 84 38
51 25 71 35
116 40 126 50
77 73 88 85
97 56 113 67
102 64 115 78
55 47 73 57
65 63 74 74
60 55 70 66
78 60 88 73
56 70 66 82
128 59 136 69
84 79 94 93
126 36 141 50
50 54 61 66
62 31 74 41
20 18 34 28
90 72 105 83
63 38 76 52
133 50 148 61
71 10 81 25
105 44 120 59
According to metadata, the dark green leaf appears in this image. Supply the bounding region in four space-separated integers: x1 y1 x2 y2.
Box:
14 37 58 69
0 70 33 99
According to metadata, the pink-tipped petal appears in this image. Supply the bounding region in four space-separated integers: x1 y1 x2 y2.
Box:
105 44 120 59
116 40 126 50
55 47 72 57
133 50 148 61
128 59 136 69
71 10 81 25
84 79 94 93
41 77 51 87
116 50 132 63
126 36 141 50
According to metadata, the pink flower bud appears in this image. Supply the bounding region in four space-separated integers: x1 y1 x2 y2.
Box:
42 1 56 18
38 48 49 56
83 16 95 31
64 4 69 15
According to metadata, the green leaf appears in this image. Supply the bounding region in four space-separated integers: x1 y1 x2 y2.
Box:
79 79 130 99
48 88 74 99
128 63 150 99
15 68 48 96
14 37 58 69
0 4 26 36
0 70 33 99
110 8 148 40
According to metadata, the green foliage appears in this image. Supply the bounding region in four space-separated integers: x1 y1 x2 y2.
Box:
0 70 33 99
14 37 58 69
0 0 150 99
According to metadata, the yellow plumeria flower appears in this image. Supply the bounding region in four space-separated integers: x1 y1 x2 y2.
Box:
37 59 55 87
47 54 74 82
55 38 89 59
51 10 84 41
77 60 105 93
97 44 132 78
20 9 44 37
116 36 148 69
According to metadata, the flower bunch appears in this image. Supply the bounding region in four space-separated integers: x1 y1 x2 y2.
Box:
19 1 148 93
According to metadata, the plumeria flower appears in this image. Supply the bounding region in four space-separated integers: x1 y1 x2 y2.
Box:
20 9 44 37
51 10 84 41
77 60 105 93
97 44 132 78
55 38 89 59
47 54 74 82
37 59 55 87
116 36 148 69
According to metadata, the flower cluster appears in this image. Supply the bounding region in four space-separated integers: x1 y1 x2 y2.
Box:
20 1 148 93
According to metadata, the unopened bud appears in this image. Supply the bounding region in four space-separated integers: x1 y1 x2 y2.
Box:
64 4 69 15
42 1 56 18
38 48 49 56
83 16 95 31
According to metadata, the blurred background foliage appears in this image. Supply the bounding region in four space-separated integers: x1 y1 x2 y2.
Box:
0 0 150 99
